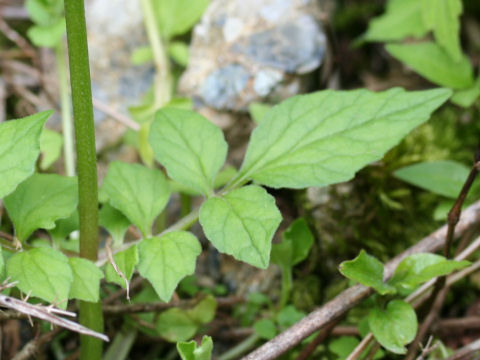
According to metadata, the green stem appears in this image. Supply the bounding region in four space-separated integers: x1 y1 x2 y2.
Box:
218 334 261 360
55 41 75 177
64 1 103 359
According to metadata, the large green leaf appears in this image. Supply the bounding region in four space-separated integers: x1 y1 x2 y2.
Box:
363 0 428 42
7 247 73 307
137 231 201 302
234 88 451 189
394 160 469 198
339 250 396 295
0 111 51 199
68 257 104 302
368 300 417 354
421 0 463 62
389 253 470 293
199 185 282 269
102 161 170 237
177 336 213 360
4 174 78 242
153 0 209 39
386 43 473 89
149 108 227 196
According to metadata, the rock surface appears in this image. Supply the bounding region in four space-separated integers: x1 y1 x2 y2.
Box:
179 0 327 111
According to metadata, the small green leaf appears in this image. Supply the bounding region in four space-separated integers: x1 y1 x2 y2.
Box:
339 250 396 295
169 41 189 66
389 253 470 293
150 108 228 196
386 42 473 89
188 295 217 324
368 300 417 354
27 19 66 48
153 0 209 39
25 0 63 26
394 160 469 198
105 245 139 288
7 247 73 307
39 128 63 170
254 319 277 340
68 257 104 302
4 174 78 242
138 231 201 302
271 218 313 268
451 78 480 108
421 0 463 61
200 185 282 269
99 202 131 245
363 0 428 42
329 336 360 359
156 308 198 342
235 88 451 189
102 161 170 237
0 111 51 199
249 102 272 124
131 46 153 65
276 305 305 329
177 336 213 360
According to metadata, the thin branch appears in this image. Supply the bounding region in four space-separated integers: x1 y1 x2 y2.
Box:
295 318 340 360
241 200 480 360
446 338 480 360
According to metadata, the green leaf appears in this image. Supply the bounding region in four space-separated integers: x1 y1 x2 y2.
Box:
276 305 305 329
25 0 64 26
235 88 451 189
156 308 198 342
105 245 139 288
170 165 237 196
156 296 216 342
0 247 4 278
150 108 228 196
451 78 480 108
153 0 209 39
386 43 473 89
48 210 79 244
0 111 51 199
363 0 428 42
138 122 155 168
368 300 417 354
329 336 360 359
68 257 103 302
27 19 66 48
389 253 470 293
394 160 469 198
254 319 277 340
102 161 170 237
39 128 63 170
249 102 272 124
169 41 189 67
7 247 73 307
138 231 201 302
131 46 153 65
339 250 396 295
421 0 463 61
177 336 213 360
99 202 131 245
4 174 78 242
200 185 282 269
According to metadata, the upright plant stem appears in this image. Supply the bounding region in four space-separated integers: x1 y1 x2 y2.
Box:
55 41 75 177
63 1 103 359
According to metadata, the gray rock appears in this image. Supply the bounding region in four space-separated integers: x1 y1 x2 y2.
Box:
180 0 327 112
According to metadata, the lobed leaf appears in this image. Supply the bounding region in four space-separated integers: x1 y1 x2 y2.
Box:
235 88 451 189
138 231 201 302
177 336 213 360
4 174 78 242
150 108 228 196
386 43 473 89
102 161 170 237
339 250 396 295
368 300 417 354
7 247 73 308
199 185 282 269
68 257 104 302
0 111 51 199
